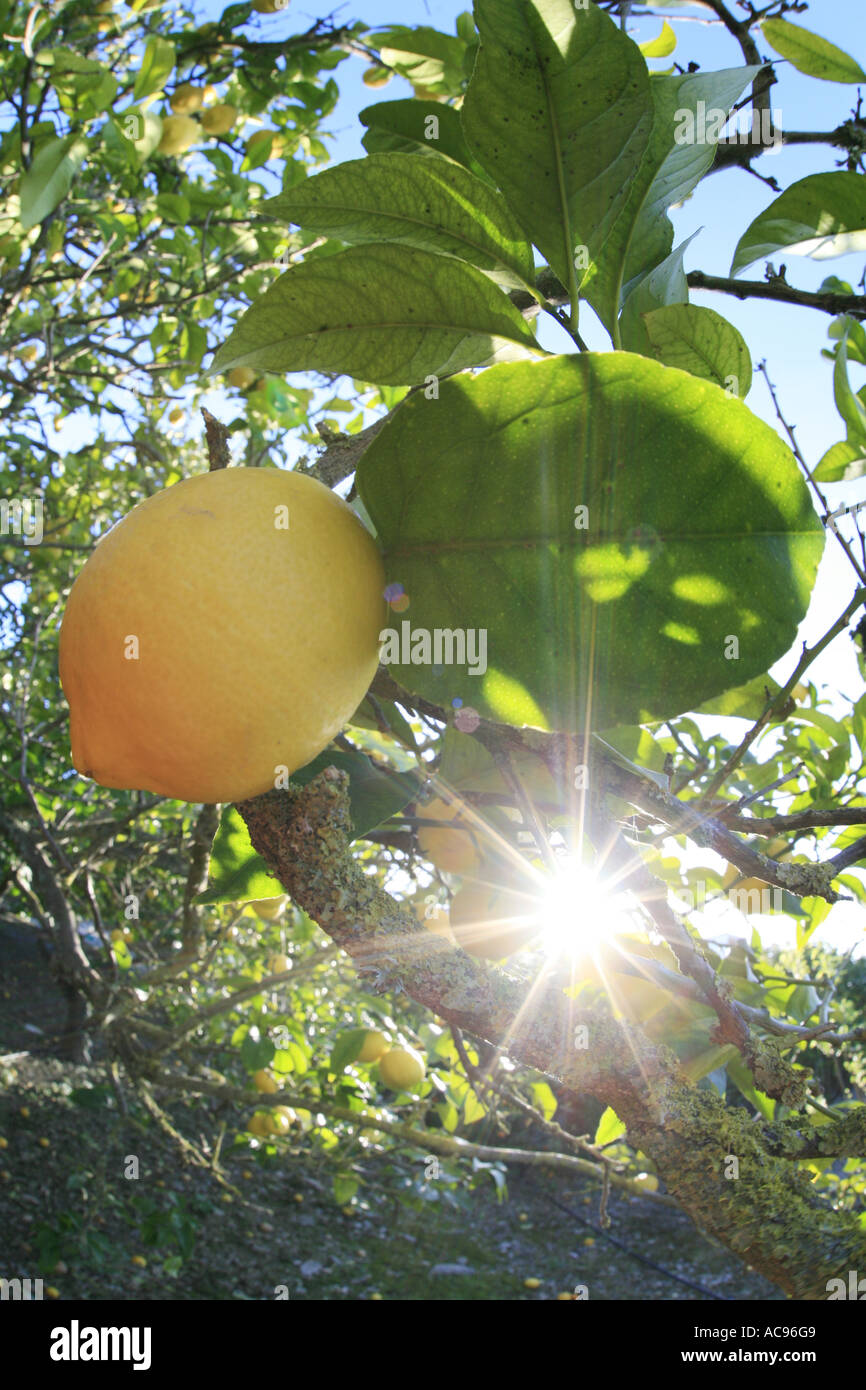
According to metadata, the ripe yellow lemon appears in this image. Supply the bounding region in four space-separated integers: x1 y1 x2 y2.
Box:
356 1029 389 1063
416 796 482 875
201 103 237 136
170 84 203 115
157 115 199 156
378 1046 426 1090
268 952 291 974
247 1112 271 1137
59 468 385 803
253 1070 279 1094
449 882 541 959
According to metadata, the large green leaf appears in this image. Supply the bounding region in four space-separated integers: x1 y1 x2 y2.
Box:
19 134 88 230
356 354 823 731
211 243 542 386
639 303 753 395
461 0 653 291
587 67 756 335
761 17 865 84
731 173 866 275
262 153 534 290
359 99 483 175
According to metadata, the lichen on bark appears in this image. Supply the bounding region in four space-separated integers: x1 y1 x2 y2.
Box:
237 769 866 1300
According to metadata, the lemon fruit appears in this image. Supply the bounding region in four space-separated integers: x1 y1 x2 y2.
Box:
363 67 391 88
378 1046 426 1090
228 365 256 389
253 1070 279 1094
416 796 482 875
267 1105 296 1133
157 115 199 156
449 882 541 959
249 895 287 920
170 84 203 115
59 468 385 803
253 0 288 12
268 952 291 974
247 1112 271 1137
356 1029 389 1063
201 103 238 136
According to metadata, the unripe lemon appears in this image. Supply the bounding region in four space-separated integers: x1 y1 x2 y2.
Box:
268 1105 296 1133
228 365 256 389
449 882 540 959
249 895 287 920
253 1070 279 1094
378 1046 426 1090
168 406 183 424
58 469 385 803
21 344 39 362
170 84 203 115
356 1029 389 1063
157 115 199 156
268 952 291 973
201 103 238 136
363 67 391 88
253 0 289 11
416 796 482 875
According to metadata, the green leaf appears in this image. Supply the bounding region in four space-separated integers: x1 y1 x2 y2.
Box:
109 108 163 164
831 318 866 443
19 134 87 230
262 153 535 290
211 244 542 386
731 173 866 276
360 99 482 174
696 672 782 721
198 806 284 906
813 439 866 483
241 1033 275 1072
639 303 753 395
461 0 653 291
639 21 676 58
333 1174 359 1205
155 193 191 224
761 17 865 84
356 353 823 731
331 1028 368 1071
376 25 467 91
595 1106 626 1145
132 35 176 102
588 67 756 334
618 234 695 353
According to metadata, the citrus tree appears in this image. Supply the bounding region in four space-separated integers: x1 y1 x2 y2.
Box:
4 0 866 1301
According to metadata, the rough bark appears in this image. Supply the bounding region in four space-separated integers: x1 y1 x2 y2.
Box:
237 770 866 1300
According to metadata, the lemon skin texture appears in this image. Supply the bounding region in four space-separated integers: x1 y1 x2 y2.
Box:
59 468 386 803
